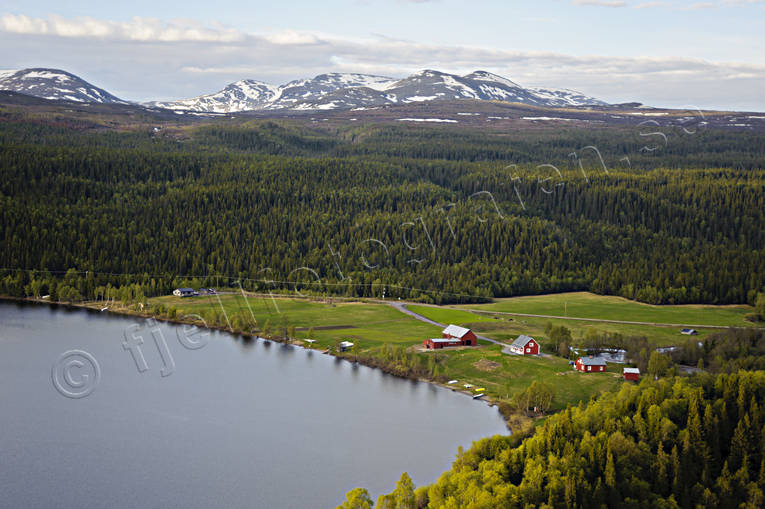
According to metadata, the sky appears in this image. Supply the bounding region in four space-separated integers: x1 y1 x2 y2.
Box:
1 0 764 110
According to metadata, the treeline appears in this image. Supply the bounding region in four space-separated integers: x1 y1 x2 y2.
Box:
0 119 763 305
342 370 765 508
672 328 765 373
544 321 765 378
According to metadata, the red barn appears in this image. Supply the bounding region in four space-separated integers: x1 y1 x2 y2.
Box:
575 356 607 373
423 337 463 349
623 367 640 381
509 334 539 355
441 324 477 346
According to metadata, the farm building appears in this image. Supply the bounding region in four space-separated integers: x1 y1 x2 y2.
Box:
423 337 463 349
623 367 640 381
509 334 539 355
575 356 607 373
681 328 698 335
441 324 477 346
173 288 196 298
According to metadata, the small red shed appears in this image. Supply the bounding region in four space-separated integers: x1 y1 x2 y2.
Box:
623 367 640 381
441 324 477 346
575 356 607 373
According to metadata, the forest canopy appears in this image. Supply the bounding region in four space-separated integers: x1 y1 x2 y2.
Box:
0 119 763 305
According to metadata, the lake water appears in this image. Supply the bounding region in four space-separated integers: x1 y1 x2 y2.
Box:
0 302 508 508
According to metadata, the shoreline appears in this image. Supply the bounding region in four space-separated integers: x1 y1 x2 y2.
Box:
0 295 515 430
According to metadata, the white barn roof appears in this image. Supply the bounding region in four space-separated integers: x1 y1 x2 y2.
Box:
429 338 461 343
442 324 471 338
623 367 640 374
511 334 535 348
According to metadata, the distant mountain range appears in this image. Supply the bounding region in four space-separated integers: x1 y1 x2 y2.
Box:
0 68 127 104
0 67 609 112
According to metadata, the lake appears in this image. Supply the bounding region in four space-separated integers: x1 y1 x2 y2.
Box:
0 301 508 508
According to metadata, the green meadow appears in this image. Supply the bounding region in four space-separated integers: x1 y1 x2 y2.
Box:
407 303 714 347
458 291 753 326
434 345 622 411
152 293 442 350
408 292 757 349
150 293 624 410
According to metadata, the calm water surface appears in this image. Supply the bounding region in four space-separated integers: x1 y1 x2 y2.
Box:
0 302 507 508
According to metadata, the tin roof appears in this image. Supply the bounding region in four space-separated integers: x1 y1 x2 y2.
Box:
511 334 535 348
442 324 471 338
623 367 640 374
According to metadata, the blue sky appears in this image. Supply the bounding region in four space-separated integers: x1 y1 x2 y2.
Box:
1 0 763 109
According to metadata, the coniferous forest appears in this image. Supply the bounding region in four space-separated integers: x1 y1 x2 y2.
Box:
1 116 763 305
358 371 765 509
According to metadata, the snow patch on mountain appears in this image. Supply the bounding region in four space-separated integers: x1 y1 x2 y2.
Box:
0 67 608 112
0 68 126 104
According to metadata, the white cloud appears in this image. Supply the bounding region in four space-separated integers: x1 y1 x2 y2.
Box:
0 14 245 42
0 12 763 110
633 2 666 8
573 0 627 6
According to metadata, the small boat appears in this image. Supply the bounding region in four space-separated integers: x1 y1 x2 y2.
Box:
474 387 485 392
463 384 473 389
473 393 485 399
100 306 108 312
447 380 458 385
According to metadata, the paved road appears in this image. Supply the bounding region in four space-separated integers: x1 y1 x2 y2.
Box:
388 301 512 351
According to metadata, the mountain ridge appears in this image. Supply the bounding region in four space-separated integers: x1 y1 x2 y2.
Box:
0 67 608 112
0 68 126 104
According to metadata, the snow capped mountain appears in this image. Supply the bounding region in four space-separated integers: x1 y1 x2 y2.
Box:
147 79 279 113
158 69 606 112
0 67 608 111
383 69 546 105
286 70 606 111
266 72 397 109
528 86 609 107
0 68 126 104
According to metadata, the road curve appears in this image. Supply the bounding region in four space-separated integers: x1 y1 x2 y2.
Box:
387 301 509 348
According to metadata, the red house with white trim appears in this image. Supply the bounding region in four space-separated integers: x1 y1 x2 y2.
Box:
510 335 539 355
623 367 640 381
575 356 606 372
441 324 477 346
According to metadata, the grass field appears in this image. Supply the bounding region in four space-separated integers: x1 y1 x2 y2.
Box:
149 293 625 411
408 304 716 347
152 294 442 351
406 305 495 327
458 291 754 327
435 345 622 411
409 292 758 349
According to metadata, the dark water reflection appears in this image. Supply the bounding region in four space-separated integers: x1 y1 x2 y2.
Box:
0 301 508 509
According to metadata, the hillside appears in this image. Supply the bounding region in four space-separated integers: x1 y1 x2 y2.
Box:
0 102 763 308
353 371 765 508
